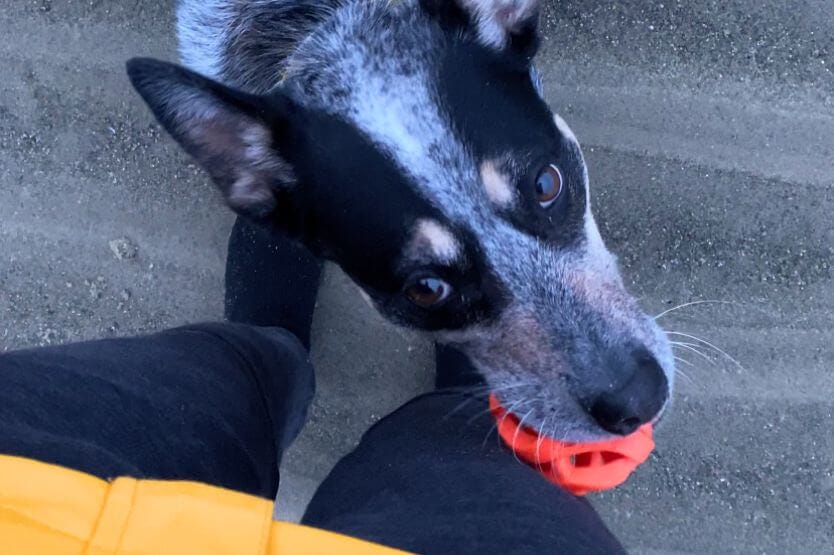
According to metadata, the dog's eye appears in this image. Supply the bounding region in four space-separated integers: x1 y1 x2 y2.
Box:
535 164 563 207
405 277 452 308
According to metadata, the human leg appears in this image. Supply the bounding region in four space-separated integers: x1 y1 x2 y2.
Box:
302 348 626 554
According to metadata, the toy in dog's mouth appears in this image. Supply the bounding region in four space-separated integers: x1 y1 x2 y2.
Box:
489 395 655 496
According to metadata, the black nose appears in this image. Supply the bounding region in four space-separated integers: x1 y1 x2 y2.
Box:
589 350 669 436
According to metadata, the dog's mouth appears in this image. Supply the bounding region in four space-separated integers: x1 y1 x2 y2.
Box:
474 348 672 444
489 394 657 495
491 390 667 444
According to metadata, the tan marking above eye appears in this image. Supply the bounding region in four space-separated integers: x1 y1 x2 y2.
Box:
410 219 462 264
480 160 514 207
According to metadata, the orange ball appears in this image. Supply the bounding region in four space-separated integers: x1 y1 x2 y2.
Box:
489 394 655 496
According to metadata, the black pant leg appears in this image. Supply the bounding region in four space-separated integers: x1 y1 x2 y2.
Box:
302 390 626 554
0 323 314 499
225 218 323 349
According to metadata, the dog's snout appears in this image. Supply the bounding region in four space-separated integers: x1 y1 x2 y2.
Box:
588 349 668 436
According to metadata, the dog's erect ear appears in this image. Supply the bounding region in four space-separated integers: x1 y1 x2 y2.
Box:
424 0 541 57
127 58 295 220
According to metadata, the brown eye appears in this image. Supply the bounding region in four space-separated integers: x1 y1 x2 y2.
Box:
535 164 563 207
405 277 452 308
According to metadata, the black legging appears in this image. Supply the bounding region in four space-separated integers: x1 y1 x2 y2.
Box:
0 219 625 554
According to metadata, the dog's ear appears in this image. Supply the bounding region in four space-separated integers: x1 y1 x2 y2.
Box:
423 0 541 58
127 58 296 221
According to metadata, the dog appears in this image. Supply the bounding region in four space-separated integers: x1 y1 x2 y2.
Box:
127 0 675 443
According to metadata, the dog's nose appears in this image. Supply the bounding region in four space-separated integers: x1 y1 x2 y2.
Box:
589 349 668 436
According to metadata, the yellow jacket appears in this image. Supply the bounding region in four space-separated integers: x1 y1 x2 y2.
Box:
0 455 409 555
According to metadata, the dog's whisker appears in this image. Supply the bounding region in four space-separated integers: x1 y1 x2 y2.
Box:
465 404 500 426
671 341 718 362
441 396 478 422
534 417 548 472
671 341 715 366
438 386 495 421
482 399 531 448
488 382 536 396
673 355 694 367
438 384 489 397
471 398 528 429
653 300 735 320
667 331 746 371
673 357 699 386
512 409 535 466
669 340 711 353
481 422 499 449
464 399 506 428
670 342 716 365
442 381 534 422
450 381 544 430
674 366 696 386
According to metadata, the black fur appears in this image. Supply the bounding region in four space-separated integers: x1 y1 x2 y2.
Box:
220 0 347 93
436 40 587 246
127 57 507 332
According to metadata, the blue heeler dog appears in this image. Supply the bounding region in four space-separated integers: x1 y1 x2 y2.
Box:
127 0 675 442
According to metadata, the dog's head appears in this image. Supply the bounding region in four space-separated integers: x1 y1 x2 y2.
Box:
128 0 674 442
